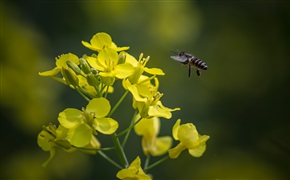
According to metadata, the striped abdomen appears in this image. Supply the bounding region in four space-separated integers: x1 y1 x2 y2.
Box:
190 57 208 70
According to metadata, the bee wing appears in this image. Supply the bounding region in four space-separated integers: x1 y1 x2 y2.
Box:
170 55 188 63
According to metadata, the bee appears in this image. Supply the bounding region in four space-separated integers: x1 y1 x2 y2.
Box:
170 51 207 77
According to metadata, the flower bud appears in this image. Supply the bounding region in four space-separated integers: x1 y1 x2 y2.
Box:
66 60 81 75
80 58 91 74
62 67 79 86
87 73 100 86
118 52 126 64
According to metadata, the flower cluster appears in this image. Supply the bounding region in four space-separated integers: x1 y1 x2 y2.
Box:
37 32 210 179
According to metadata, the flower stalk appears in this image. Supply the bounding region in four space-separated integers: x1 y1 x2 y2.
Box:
111 133 129 168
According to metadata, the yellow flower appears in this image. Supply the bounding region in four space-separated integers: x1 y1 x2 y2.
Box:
168 119 210 159
121 54 178 118
124 76 180 119
134 115 172 156
82 32 129 52
37 124 100 167
125 53 164 84
39 53 79 77
58 98 118 147
116 157 151 180
87 48 134 81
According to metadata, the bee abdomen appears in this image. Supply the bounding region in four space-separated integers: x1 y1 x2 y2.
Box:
191 58 207 70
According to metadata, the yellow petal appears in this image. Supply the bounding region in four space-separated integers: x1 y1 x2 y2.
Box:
98 48 119 66
148 101 180 119
168 142 186 159
39 67 60 76
82 41 99 51
144 67 165 75
41 147 55 167
56 53 79 68
86 98 111 118
93 118 119 134
177 123 199 148
58 108 83 129
87 56 105 71
116 156 151 180
134 117 159 136
115 63 134 79
188 143 206 157
128 85 147 102
111 42 130 51
124 52 138 66
172 119 181 140
67 123 93 147
151 136 172 156
99 71 116 77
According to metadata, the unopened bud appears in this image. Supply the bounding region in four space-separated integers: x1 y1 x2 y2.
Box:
80 58 91 74
66 60 81 75
62 67 79 86
87 73 99 86
118 52 126 64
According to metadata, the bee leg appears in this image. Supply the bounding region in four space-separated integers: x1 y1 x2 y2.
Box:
188 65 192 78
196 69 201 76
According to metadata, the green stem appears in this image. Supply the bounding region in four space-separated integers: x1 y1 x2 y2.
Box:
75 86 91 102
121 111 138 147
73 146 114 151
94 86 102 98
118 115 142 138
107 90 129 117
144 155 169 172
111 133 129 168
98 150 123 169
144 155 150 170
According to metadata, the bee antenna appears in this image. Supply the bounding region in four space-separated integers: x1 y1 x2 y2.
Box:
170 49 179 54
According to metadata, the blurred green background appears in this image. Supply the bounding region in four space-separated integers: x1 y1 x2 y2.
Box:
1 1 289 179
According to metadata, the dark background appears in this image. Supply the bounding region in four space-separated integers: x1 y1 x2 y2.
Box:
1 1 290 179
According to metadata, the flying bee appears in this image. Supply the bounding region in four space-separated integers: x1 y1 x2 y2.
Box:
170 51 207 77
